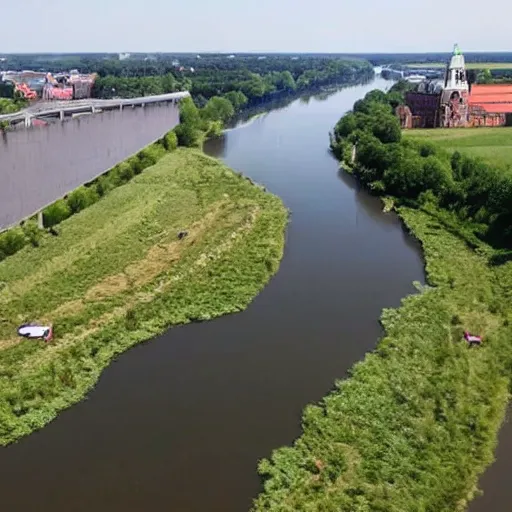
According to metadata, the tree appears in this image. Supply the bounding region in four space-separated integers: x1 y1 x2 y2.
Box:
179 97 201 127
477 69 492 84
334 113 358 139
224 90 248 111
370 111 401 144
280 71 297 91
201 96 235 123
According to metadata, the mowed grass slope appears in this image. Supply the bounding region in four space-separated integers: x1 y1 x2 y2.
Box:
254 206 512 512
404 127 512 170
0 148 287 445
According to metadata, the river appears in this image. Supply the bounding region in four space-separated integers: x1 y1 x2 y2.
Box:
0 76 428 511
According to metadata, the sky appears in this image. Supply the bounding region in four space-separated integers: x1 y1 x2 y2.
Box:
2 0 511 54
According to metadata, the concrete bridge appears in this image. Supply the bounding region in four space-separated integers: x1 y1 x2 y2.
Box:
0 91 190 128
0 92 190 231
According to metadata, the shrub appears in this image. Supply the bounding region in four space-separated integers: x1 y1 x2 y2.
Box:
174 123 201 147
43 199 72 227
117 162 134 182
205 120 223 138
0 228 26 260
138 144 166 170
22 221 43 247
163 130 178 151
96 174 115 197
127 157 143 175
125 309 138 330
67 186 98 214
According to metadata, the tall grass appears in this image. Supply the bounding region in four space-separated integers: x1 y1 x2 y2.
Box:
0 148 288 445
253 204 512 511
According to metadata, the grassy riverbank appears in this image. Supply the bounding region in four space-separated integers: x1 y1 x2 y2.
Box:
0 148 287 445
253 88 512 510
254 204 512 511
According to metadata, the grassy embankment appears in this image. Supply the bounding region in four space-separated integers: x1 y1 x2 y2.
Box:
406 63 512 70
405 127 512 171
0 148 287 445
253 94 512 510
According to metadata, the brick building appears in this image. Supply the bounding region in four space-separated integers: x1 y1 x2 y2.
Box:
397 45 512 129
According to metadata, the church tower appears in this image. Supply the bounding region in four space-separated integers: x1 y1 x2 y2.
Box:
440 44 470 127
444 44 469 91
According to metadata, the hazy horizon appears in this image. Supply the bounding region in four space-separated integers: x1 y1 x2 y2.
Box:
2 0 511 54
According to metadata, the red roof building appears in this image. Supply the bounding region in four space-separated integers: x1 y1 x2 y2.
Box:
397 46 512 129
469 84 512 113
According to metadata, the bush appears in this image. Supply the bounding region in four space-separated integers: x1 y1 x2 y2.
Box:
118 162 135 182
96 174 115 197
163 130 178 151
138 144 166 169
22 221 43 247
43 199 72 227
66 186 99 214
205 120 223 138
0 228 26 260
174 122 201 147
127 157 143 175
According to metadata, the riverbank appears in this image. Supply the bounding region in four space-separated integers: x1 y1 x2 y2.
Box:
0 148 287 445
253 91 512 510
253 200 512 511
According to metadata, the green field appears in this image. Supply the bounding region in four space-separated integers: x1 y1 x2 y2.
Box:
0 148 287 445
406 63 512 70
404 127 512 170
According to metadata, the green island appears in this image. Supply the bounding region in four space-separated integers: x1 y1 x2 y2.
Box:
0 145 287 445
253 85 512 510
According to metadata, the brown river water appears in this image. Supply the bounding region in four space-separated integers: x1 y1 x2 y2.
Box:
0 76 506 511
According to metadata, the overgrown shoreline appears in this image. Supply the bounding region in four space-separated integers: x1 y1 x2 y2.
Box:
253 87 512 510
0 148 288 445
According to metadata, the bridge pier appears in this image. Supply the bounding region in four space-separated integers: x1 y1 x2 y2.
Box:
37 211 44 229
59 110 64 121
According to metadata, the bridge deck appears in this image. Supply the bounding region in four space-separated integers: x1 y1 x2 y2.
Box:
0 91 191 123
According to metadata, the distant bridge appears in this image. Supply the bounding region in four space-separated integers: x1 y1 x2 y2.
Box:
0 91 190 127
0 92 190 231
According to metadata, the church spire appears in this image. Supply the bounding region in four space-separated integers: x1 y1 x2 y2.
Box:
445 43 468 91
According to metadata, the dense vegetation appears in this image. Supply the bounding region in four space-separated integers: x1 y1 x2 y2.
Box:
253 86 512 510
0 149 287 445
330 84 512 249
0 52 374 108
3 51 512 71
91 56 374 110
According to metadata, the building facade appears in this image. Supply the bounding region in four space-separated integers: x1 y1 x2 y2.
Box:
397 45 512 129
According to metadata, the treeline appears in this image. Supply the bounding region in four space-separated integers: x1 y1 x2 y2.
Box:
1 52 371 77
330 83 512 249
92 73 192 99
363 52 512 66
92 58 374 107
